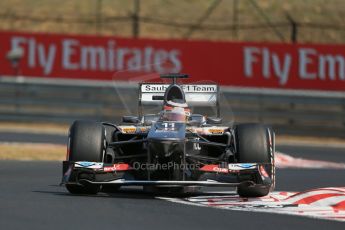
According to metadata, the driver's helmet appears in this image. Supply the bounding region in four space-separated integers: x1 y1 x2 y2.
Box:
160 106 190 122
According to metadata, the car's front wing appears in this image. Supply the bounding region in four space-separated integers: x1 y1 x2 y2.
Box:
61 161 273 188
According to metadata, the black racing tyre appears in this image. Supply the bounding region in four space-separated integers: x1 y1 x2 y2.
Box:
237 183 270 198
66 120 106 195
235 124 275 197
68 120 106 162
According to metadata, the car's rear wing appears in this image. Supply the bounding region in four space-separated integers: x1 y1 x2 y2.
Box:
138 82 220 116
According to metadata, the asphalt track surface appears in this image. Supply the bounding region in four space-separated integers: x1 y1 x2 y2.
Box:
1 132 345 230
0 131 67 144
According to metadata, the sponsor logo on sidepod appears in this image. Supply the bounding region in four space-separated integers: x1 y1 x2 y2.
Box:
237 163 256 169
76 162 96 167
75 162 104 169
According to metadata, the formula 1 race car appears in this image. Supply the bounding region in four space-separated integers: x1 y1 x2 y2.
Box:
61 74 275 197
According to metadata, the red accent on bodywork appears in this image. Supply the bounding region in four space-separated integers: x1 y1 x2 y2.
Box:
200 165 228 173
103 163 132 172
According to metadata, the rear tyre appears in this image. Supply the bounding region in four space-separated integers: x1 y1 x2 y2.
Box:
66 120 106 195
235 124 275 197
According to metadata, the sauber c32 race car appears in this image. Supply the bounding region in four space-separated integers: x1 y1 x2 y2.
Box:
61 74 275 197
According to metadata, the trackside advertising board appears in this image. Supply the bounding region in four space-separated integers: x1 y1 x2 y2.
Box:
1 31 345 91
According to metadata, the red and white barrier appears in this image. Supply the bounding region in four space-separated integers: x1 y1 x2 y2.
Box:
1 31 345 91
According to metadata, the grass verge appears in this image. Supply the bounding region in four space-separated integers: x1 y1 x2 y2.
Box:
0 122 69 135
0 142 65 161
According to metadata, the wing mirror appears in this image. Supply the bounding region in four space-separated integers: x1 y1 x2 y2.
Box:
188 114 205 126
143 114 159 126
122 116 140 124
188 120 201 126
206 117 222 124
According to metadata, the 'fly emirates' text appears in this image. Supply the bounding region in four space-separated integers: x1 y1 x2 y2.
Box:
244 46 345 85
11 36 182 75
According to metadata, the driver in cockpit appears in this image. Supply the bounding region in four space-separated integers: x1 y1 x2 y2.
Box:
160 98 191 123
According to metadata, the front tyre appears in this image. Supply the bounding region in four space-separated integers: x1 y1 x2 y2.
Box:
66 120 106 195
235 124 275 197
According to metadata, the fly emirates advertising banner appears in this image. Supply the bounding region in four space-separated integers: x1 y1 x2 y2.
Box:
1 31 345 91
